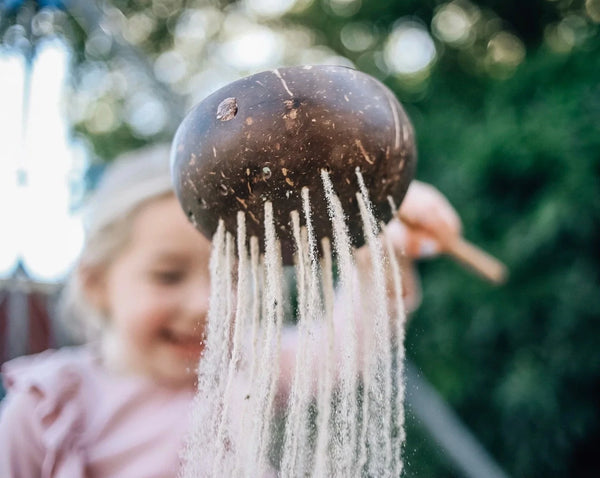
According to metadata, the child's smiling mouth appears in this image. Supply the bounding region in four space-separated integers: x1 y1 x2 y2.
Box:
159 329 205 357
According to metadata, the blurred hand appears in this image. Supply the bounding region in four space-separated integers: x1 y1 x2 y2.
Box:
385 180 462 259
377 180 462 313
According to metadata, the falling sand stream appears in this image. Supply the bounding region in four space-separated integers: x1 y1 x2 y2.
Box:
170 65 418 477
181 170 408 478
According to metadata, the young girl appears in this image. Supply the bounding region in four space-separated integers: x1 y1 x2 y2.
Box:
0 144 461 477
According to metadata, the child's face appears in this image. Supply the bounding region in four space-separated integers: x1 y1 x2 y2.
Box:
96 194 212 386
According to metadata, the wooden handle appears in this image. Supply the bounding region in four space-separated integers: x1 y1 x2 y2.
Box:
444 237 508 285
398 213 508 285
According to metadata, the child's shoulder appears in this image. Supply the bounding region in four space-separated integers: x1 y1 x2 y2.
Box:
2 345 95 397
1 346 98 437
0 346 96 474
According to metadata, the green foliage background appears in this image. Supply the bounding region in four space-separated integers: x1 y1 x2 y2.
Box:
405 45 600 477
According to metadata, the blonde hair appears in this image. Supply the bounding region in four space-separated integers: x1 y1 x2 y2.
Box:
59 143 176 341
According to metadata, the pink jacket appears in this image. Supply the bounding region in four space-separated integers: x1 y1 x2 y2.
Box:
0 315 353 477
0 346 196 478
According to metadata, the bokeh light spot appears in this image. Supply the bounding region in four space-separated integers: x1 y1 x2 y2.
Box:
432 2 475 46
384 21 437 75
219 26 283 70
125 92 167 136
544 22 576 53
327 0 361 17
154 50 187 84
340 22 376 52
245 0 298 18
123 12 157 45
85 101 119 134
586 0 600 22
487 31 525 67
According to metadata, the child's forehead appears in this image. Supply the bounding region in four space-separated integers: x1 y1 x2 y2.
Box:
133 194 183 226
125 239 211 270
128 198 212 258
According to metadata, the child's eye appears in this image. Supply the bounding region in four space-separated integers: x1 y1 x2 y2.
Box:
151 270 185 284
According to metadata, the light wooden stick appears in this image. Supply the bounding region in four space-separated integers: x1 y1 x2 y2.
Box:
442 236 508 285
398 214 508 285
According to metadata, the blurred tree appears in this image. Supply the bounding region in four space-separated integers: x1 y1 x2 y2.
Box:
407 43 600 477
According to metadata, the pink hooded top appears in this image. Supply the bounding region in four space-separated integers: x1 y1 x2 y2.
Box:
0 338 304 478
0 346 196 478
0 302 365 477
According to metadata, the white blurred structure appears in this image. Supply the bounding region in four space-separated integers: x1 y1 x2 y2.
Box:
0 41 85 284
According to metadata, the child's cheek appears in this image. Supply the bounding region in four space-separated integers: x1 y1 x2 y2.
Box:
125 305 169 344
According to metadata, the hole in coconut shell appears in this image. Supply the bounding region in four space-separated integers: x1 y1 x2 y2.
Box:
216 97 238 121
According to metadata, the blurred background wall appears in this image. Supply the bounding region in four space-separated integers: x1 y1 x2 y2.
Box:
0 0 599 476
